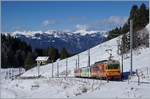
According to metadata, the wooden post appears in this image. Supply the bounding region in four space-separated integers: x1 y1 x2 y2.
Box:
128 75 131 84
136 69 140 85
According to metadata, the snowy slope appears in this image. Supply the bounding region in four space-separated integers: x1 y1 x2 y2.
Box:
21 23 150 78
1 24 150 98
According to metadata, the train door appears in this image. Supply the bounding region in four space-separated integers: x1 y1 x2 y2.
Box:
88 67 91 77
91 66 99 78
98 64 106 78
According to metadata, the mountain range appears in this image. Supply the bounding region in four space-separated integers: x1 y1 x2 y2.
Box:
8 29 107 54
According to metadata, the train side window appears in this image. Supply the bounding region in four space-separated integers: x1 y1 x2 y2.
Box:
108 64 120 69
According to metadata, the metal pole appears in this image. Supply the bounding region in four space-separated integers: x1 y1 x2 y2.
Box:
88 49 90 67
66 58 68 77
57 62 59 77
11 67 13 80
76 59 77 69
121 51 124 79
37 61 40 78
121 40 124 79
38 64 39 77
77 54 79 68
52 60 53 78
130 20 133 76
105 49 112 60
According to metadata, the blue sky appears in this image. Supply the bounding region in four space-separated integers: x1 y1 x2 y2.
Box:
1 1 149 32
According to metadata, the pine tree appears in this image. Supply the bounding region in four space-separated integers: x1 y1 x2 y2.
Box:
129 4 140 31
7 49 15 66
60 48 70 60
139 3 149 27
54 48 60 61
24 52 35 70
1 34 35 69
121 34 130 54
48 47 60 62
121 23 129 35
1 44 8 68
108 3 149 51
35 48 43 56
15 50 25 68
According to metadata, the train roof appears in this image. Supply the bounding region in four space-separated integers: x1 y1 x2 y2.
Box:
95 59 119 64
95 60 108 64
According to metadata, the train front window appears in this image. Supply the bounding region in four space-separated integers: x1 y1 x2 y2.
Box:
107 64 120 69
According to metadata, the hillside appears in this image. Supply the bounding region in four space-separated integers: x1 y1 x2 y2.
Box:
1 24 150 98
21 23 150 78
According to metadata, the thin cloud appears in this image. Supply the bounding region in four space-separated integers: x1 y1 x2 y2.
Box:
102 16 128 26
42 19 60 27
69 16 87 22
87 16 128 31
11 26 28 31
76 24 89 30
42 16 127 32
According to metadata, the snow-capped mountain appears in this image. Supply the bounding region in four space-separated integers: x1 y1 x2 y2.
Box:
10 30 107 54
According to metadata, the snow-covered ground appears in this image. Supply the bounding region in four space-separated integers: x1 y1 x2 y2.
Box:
0 24 150 98
1 68 150 98
0 68 25 80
